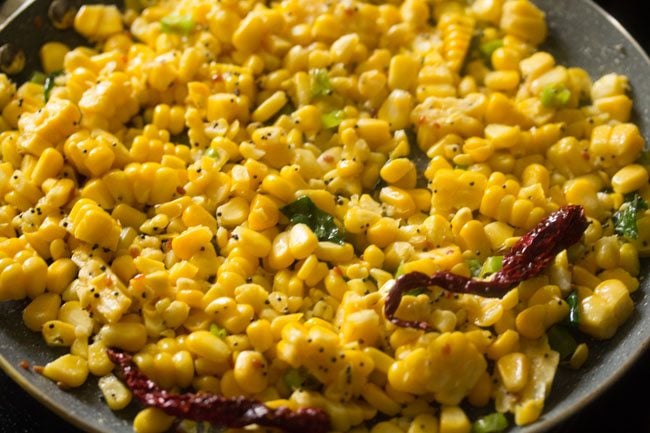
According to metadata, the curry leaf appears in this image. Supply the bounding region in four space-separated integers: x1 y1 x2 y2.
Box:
547 325 577 360
281 196 345 244
613 193 648 240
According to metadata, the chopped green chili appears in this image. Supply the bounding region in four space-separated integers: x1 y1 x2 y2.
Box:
472 412 508 433
466 258 482 278
44 71 63 102
30 71 46 85
321 110 344 129
480 255 503 277
209 323 227 339
540 84 571 108
161 14 195 35
310 69 332 98
566 290 580 327
479 39 504 60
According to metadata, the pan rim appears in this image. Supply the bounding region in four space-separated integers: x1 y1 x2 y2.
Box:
0 1 649 432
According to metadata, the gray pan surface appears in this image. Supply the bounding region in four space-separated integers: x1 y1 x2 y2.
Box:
1 0 649 432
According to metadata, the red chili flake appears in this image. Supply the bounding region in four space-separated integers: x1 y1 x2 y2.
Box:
33 15 43 29
19 360 30 370
211 73 223 82
107 349 330 433
384 205 589 331
176 185 186 195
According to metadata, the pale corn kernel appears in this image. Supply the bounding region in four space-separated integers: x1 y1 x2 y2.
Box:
98 374 132 410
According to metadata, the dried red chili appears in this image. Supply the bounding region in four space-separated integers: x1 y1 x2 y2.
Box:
106 349 330 433
384 205 589 331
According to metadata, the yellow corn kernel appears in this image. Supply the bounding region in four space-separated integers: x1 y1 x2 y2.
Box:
363 382 401 415
467 371 492 408
100 322 147 352
289 223 318 259
252 90 288 123
611 164 648 194
486 329 520 360
439 405 471 433
41 354 89 388
515 304 546 339
186 330 231 363
579 279 634 339
133 408 175 433
23 293 61 332
88 340 114 376
247 319 273 353
30 148 64 185
232 226 272 258
40 42 69 74
74 5 123 40
217 196 250 227
98 374 132 410
42 320 76 347
248 194 280 231
380 186 416 218
514 399 544 426
388 54 419 90
407 413 439 433
172 226 213 260
234 350 268 394
496 352 530 393
569 343 589 369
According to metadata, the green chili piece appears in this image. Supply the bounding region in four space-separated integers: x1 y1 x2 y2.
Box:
44 71 63 102
479 39 504 60
480 255 503 277
540 84 571 108
310 69 332 98
472 412 508 433
321 110 344 129
30 71 46 85
466 258 482 278
209 323 227 339
161 14 195 35
566 290 580 326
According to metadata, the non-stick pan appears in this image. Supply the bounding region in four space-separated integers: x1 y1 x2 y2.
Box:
0 1 649 432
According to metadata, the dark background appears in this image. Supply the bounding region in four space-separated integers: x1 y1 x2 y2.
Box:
1 1 650 433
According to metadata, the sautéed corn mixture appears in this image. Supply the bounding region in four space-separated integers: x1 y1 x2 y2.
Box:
0 0 648 432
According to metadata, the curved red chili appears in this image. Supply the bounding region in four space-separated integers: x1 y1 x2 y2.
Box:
384 205 589 331
107 349 330 433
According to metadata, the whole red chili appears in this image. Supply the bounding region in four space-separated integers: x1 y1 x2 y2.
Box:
106 349 330 433
384 205 589 331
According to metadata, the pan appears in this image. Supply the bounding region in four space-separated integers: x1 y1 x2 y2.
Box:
0 1 649 432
